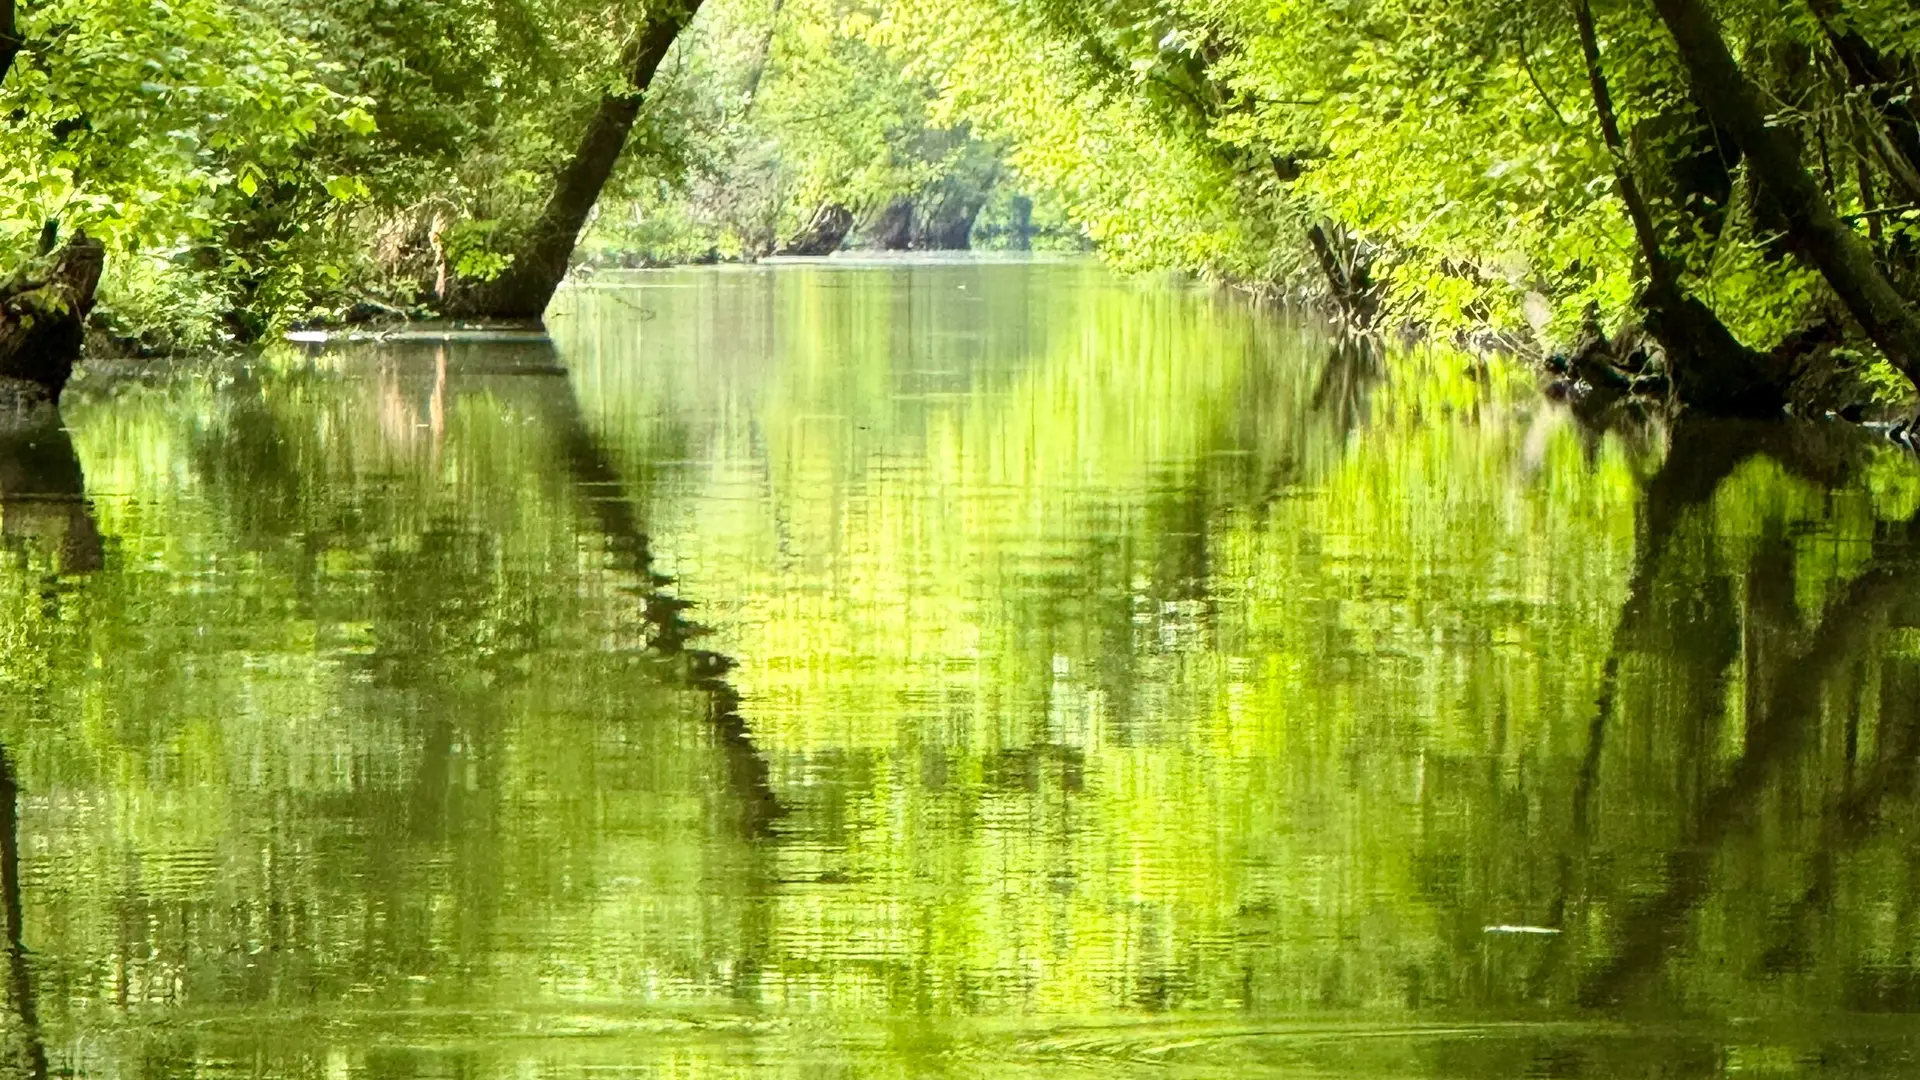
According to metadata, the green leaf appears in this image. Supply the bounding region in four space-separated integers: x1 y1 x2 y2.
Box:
323 175 368 202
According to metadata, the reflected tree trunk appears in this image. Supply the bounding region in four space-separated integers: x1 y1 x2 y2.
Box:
1578 508 1920 1005
1535 420 1874 1000
1310 338 1384 441
0 751 46 1080
519 350 782 994
525 359 787 837
1536 419 1761 992
1757 654 1920 975
0 386 87 1071
0 401 102 573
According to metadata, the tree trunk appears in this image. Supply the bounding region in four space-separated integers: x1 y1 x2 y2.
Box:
1645 290 1789 414
1305 222 1379 329
0 0 21 90
911 196 984 250
739 0 786 108
1007 194 1034 250
0 233 105 401
443 0 704 319
1567 0 1793 414
1651 0 1920 391
775 203 853 256
1 11 110 409
866 199 914 251
1573 0 1675 290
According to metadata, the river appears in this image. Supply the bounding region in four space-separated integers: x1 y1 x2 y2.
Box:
2 257 1917 1077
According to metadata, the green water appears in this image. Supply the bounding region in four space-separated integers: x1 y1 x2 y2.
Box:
2 258 1918 1077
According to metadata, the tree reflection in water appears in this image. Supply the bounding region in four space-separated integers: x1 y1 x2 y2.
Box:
0 401 93 1080
0 266 1918 1078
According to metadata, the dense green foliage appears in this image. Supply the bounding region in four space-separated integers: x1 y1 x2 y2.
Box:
585 0 1055 263
862 0 1920 397
5 0 1920 409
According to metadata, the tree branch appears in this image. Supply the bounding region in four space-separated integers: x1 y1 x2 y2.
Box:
1571 0 1676 290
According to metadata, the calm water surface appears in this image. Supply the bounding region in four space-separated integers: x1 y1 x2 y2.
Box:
1 259 1917 1077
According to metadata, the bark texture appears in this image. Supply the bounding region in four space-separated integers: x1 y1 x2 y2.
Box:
911 168 995 249
0 233 105 401
1652 0 1920 388
913 199 982 250
444 0 704 319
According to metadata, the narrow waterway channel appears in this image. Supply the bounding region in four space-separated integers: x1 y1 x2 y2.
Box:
1 257 1917 1078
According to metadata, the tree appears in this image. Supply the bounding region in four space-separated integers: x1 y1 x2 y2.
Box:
0 0 355 385
440 0 707 318
1648 0 1920 394
0 0 20 89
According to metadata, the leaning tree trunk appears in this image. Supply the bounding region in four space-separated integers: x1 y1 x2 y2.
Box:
1572 0 1789 414
1305 222 1380 329
911 192 988 250
444 0 704 320
1651 0 1920 392
738 0 786 109
0 234 105 402
0 0 22 89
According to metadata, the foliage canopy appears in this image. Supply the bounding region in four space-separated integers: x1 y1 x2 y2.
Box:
4 0 1920 411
